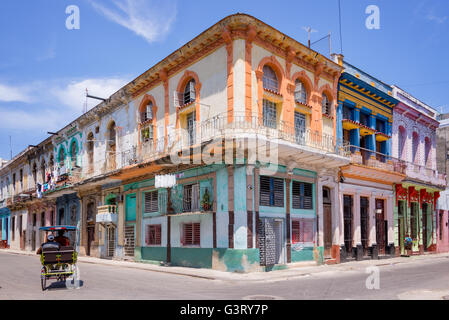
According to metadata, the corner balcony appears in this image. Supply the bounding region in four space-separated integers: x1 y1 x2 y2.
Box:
115 112 350 178
96 205 118 225
404 162 446 188
341 146 406 185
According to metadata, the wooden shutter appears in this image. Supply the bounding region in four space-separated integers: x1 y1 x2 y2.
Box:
183 223 192 245
144 191 158 213
260 176 271 207
303 183 313 210
272 178 284 207
193 223 200 245
292 220 300 243
292 181 301 209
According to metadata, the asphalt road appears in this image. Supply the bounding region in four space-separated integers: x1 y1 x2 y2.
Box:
1 251 449 300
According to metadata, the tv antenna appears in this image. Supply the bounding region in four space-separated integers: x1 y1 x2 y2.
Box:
302 26 318 48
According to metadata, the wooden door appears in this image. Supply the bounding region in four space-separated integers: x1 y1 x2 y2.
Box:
343 195 353 255
360 197 369 256
422 203 428 251
323 204 332 258
376 199 386 255
87 225 95 256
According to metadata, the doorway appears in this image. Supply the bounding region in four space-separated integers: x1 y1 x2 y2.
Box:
422 203 428 251
343 195 353 255
323 187 332 258
124 225 135 257
274 220 284 264
376 199 386 255
398 200 406 255
106 226 115 258
87 225 95 256
360 197 369 256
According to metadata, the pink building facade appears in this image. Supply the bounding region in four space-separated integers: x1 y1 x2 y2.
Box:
391 86 445 256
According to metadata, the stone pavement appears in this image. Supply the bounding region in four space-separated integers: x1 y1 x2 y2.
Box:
2 248 449 282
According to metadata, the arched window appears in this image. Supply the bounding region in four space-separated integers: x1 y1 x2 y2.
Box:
412 132 419 164
32 163 37 183
262 65 279 92
41 160 46 182
87 132 94 170
70 141 77 166
49 154 54 170
107 122 117 170
295 80 307 104
108 122 116 148
398 126 406 160
58 148 65 167
424 137 431 166
183 79 196 105
141 101 153 123
322 93 331 115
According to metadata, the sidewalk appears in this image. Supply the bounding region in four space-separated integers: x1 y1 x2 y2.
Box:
2 248 449 282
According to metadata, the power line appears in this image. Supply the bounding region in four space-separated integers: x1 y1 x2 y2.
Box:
338 0 343 54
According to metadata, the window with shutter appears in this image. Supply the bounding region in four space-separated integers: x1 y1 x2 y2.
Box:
292 181 313 210
146 225 161 245
259 176 284 207
182 223 200 246
292 220 300 243
292 218 314 243
183 79 196 105
144 191 158 213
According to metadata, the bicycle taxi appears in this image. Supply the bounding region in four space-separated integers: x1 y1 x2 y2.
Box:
38 225 78 291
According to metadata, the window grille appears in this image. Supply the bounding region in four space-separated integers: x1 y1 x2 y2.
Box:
263 99 277 129
292 218 314 243
146 224 161 245
182 222 200 246
294 80 307 104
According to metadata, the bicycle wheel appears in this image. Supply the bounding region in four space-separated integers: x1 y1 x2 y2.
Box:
41 276 46 291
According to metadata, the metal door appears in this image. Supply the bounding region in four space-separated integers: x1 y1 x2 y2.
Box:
343 195 353 254
274 220 283 265
107 226 115 257
376 199 386 255
124 225 135 257
323 204 332 258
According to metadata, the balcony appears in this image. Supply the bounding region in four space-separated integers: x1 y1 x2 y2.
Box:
96 205 118 225
341 145 406 184
404 162 446 187
108 112 350 180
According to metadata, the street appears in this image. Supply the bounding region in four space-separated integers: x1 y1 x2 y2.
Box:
1 251 449 300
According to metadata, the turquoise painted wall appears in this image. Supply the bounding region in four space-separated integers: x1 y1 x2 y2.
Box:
125 193 137 221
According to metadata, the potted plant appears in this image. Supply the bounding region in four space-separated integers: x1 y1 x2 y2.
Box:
201 189 212 211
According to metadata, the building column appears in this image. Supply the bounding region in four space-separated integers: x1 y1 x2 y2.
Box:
353 193 362 260
387 195 395 256
369 194 377 257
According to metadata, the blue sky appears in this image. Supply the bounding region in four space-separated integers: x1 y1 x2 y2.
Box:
0 0 448 160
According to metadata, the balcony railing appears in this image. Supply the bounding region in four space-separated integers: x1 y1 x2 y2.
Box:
405 162 446 187
96 205 118 224
116 112 349 169
347 145 407 174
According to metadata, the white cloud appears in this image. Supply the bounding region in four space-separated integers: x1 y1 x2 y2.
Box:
426 13 447 24
90 0 177 43
0 83 32 103
51 77 129 112
0 76 129 133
